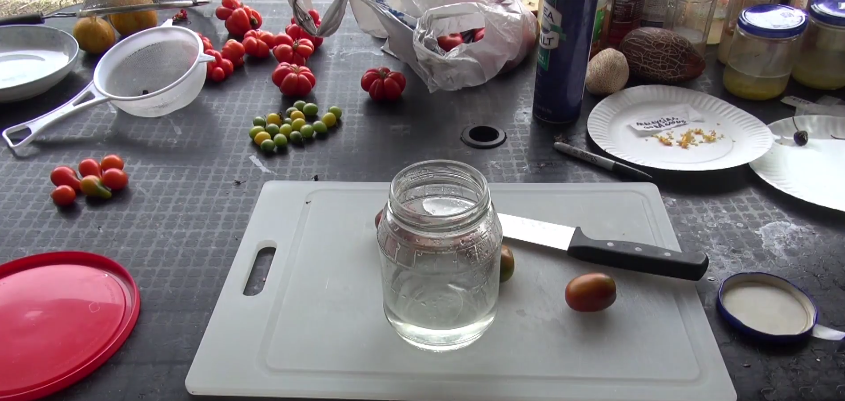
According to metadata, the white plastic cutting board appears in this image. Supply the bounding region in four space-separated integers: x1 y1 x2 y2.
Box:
186 182 735 401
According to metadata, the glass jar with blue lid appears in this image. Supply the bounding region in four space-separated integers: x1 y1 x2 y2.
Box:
792 0 845 90
723 4 808 100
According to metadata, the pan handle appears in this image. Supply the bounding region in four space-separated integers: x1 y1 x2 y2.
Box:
0 13 46 25
2 82 109 150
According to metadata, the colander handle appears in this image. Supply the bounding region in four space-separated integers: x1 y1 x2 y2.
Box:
2 82 108 150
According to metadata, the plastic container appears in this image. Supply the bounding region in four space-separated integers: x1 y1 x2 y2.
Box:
377 160 503 352
607 0 644 47
664 0 718 55
641 0 667 27
792 0 845 90
723 4 807 100
590 0 613 57
716 0 777 63
708 0 731 44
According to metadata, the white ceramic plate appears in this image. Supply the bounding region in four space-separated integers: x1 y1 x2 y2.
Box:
749 115 845 212
587 85 774 171
0 25 79 103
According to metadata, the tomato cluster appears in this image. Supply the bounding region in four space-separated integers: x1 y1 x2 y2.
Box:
361 67 406 101
437 28 486 52
272 63 316 97
49 155 129 207
198 34 245 83
215 0 262 37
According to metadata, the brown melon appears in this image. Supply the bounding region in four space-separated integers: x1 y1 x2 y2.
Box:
619 27 705 84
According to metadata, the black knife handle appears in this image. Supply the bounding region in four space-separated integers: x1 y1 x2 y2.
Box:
0 13 46 25
567 227 708 281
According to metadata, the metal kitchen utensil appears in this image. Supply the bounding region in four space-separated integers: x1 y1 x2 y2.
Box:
0 0 209 26
0 25 79 103
498 213 709 281
1 25 213 150
289 0 348 37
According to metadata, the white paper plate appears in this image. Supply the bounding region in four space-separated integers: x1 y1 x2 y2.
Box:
587 85 774 171
749 115 845 212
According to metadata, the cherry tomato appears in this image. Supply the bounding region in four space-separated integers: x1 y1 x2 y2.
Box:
80 176 112 199
375 209 383 228
100 154 124 171
565 273 617 312
51 185 76 207
50 166 81 191
101 168 129 191
437 33 463 51
473 28 485 42
78 158 101 178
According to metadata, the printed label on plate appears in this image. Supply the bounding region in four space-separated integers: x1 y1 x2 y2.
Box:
630 105 703 132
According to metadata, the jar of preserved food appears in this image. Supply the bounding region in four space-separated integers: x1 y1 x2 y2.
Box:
723 4 807 100
716 0 777 63
664 0 718 56
377 160 502 352
791 0 845 90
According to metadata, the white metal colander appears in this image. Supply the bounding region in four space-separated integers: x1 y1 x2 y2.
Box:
2 25 213 150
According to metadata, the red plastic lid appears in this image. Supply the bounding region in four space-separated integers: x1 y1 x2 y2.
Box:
0 252 140 401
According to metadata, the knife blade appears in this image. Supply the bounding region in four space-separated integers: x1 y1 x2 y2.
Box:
497 213 708 281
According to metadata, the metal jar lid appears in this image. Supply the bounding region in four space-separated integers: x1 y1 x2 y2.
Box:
739 4 809 38
810 0 845 27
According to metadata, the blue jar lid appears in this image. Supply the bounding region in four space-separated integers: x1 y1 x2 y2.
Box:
739 4 808 38
810 0 845 27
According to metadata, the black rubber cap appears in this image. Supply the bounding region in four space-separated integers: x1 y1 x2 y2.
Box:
461 125 506 149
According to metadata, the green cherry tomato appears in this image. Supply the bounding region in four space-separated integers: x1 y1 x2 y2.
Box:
285 107 299 117
303 103 318 116
260 139 276 152
253 116 266 127
290 131 303 144
249 126 264 139
283 117 293 125
265 124 280 135
328 106 342 119
279 124 293 138
321 112 337 128
312 121 328 134
274 134 288 148
301 125 314 139
294 100 306 111
291 118 306 131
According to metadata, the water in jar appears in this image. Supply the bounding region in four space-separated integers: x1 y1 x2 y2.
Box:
723 63 790 100
378 163 501 352
792 12 845 90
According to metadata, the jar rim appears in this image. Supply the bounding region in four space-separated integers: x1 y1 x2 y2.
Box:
388 160 491 231
739 4 808 39
810 0 845 27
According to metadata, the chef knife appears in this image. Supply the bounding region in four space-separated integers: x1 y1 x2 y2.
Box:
498 213 708 281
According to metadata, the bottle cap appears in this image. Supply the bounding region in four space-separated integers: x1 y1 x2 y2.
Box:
810 0 845 27
739 4 809 38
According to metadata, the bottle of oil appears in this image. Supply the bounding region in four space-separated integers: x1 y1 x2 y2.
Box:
533 0 600 123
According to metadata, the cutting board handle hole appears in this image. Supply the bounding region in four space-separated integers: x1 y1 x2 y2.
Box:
244 247 275 296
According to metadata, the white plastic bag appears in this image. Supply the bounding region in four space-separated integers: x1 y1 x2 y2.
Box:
412 1 537 91
292 0 537 92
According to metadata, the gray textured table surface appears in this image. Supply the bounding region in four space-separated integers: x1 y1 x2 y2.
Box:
1 2 844 400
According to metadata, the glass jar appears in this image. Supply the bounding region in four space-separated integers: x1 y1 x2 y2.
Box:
792 0 845 90
716 0 777 63
708 0 732 44
723 4 807 100
664 0 718 55
377 160 502 352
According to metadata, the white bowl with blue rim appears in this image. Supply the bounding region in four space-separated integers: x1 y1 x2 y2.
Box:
717 272 818 343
